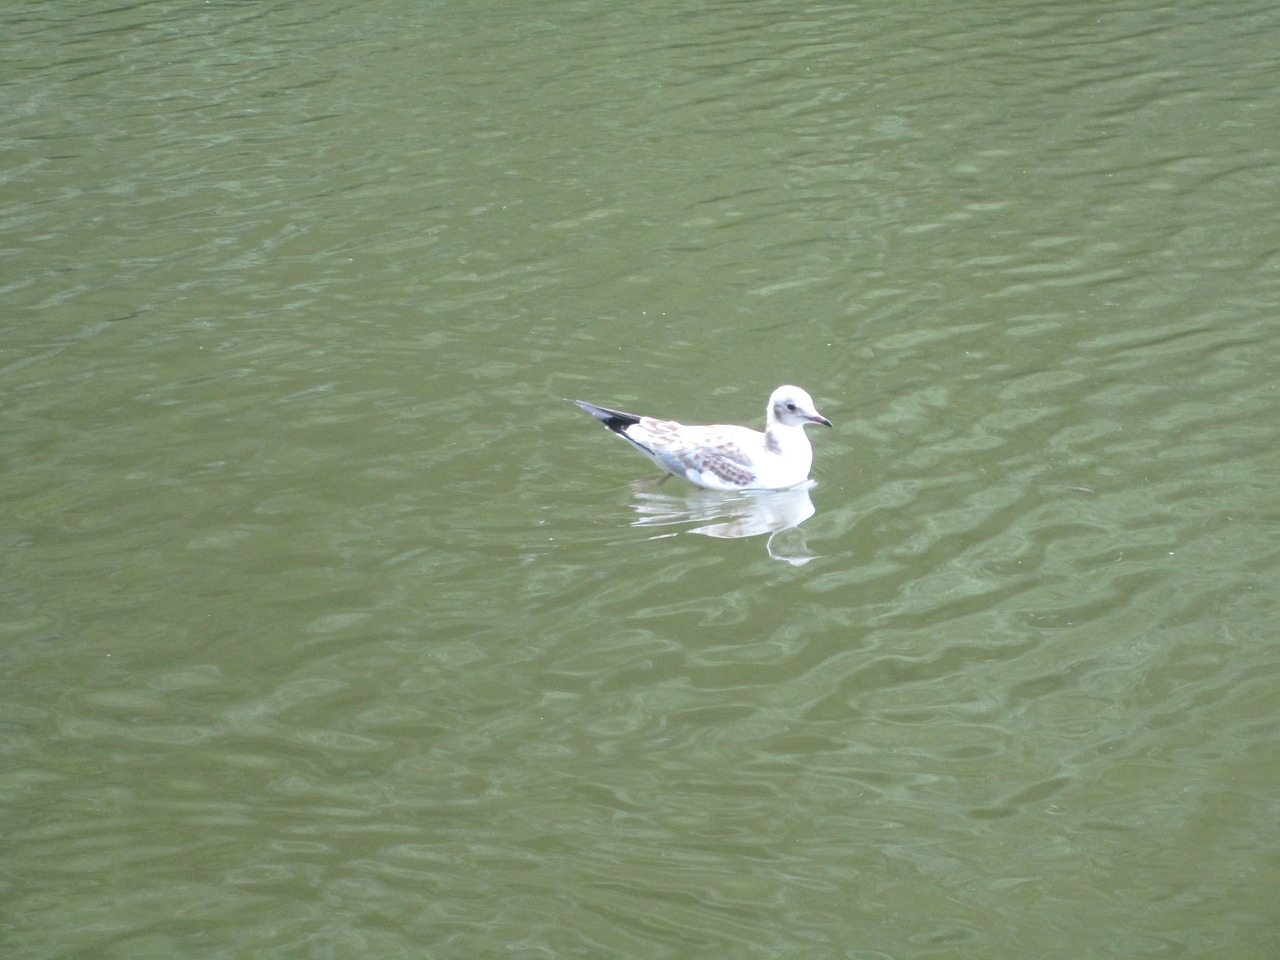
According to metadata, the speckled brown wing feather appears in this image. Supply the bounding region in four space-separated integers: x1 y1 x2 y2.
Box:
633 420 762 488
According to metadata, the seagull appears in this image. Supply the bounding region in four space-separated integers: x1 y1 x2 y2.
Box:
571 385 832 491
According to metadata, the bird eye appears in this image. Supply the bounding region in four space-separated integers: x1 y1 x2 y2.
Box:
785 402 797 412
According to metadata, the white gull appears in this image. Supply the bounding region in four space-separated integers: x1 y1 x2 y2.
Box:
571 385 832 491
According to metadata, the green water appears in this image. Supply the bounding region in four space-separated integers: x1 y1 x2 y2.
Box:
4 1 1279 957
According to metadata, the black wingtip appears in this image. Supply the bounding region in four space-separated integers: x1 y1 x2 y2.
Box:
572 399 642 435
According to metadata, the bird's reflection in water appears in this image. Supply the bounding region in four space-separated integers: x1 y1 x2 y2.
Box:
628 479 819 565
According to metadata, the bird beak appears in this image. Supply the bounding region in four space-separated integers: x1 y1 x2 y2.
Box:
812 414 833 428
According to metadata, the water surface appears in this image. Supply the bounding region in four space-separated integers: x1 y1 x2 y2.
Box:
4 1 1279 957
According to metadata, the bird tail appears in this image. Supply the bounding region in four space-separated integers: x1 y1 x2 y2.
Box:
570 399 641 435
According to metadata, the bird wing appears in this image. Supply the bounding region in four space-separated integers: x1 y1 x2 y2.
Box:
626 421 763 490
